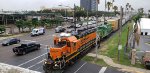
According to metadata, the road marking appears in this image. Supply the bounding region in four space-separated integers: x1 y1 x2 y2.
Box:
22 40 36 42
34 66 42 70
40 44 48 47
27 59 45 69
33 35 52 41
74 62 87 73
18 53 47 67
99 67 107 73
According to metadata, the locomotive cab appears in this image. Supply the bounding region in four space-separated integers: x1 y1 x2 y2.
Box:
43 33 77 71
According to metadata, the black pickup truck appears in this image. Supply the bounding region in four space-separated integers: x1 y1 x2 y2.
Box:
13 42 40 55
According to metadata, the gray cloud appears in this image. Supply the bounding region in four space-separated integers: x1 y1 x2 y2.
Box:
0 0 149 12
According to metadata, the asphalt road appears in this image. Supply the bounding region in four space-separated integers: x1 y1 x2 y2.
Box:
0 27 125 73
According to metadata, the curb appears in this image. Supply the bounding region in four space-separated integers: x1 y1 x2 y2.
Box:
0 34 24 41
0 63 41 73
87 53 150 73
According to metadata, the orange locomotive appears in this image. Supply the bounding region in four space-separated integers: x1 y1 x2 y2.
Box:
43 26 100 73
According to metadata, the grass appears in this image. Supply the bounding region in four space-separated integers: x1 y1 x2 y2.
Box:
99 21 145 69
82 56 109 67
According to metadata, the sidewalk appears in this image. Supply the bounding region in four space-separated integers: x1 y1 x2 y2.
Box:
87 53 150 73
0 63 40 73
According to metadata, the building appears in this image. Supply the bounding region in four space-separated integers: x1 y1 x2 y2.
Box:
0 11 61 25
140 18 150 35
80 0 96 11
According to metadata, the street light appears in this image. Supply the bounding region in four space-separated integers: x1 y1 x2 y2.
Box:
58 5 73 25
58 5 72 18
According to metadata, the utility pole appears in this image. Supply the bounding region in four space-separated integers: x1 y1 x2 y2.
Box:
87 10 89 29
95 0 99 60
118 6 123 62
74 4 76 31
105 0 107 12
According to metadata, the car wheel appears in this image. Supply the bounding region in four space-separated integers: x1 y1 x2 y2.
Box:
17 41 20 43
22 51 26 55
7 43 9 46
37 46 40 50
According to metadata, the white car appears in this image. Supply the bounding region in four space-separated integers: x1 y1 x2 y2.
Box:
31 28 45 36
55 26 66 33
76 23 82 28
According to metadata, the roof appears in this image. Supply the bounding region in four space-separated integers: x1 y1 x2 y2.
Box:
67 36 77 42
140 18 150 30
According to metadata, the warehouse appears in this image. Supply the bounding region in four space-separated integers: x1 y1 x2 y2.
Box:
140 18 150 35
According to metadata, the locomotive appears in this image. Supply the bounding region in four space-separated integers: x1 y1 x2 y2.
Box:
43 16 131 73
43 25 100 73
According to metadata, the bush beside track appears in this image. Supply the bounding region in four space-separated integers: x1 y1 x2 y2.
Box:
99 21 144 69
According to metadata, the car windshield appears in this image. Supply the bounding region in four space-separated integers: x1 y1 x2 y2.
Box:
3 38 12 43
32 30 38 33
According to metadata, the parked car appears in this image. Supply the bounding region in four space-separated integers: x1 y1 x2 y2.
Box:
67 24 75 28
55 26 66 33
66 29 75 33
67 23 82 28
76 23 82 28
142 51 150 69
31 27 45 36
2 38 20 46
12 42 40 55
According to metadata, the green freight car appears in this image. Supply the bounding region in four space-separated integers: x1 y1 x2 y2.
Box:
97 22 113 39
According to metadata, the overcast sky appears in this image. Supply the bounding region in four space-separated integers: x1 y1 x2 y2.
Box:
0 0 149 12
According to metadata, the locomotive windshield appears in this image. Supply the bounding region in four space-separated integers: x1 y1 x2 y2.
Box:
54 39 67 48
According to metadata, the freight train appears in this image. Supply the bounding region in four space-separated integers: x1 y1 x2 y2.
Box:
43 25 100 73
43 16 131 73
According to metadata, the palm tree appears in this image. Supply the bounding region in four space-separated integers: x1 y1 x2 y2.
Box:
126 3 129 14
132 13 143 48
129 5 131 12
138 8 144 13
148 10 150 18
107 2 112 12
113 6 118 15
149 10 150 13
111 0 115 11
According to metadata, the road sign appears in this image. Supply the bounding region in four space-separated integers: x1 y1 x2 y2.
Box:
118 45 122 50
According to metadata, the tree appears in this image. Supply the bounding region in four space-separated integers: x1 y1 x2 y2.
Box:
32 18 39 28
148 10 150 13
75 6 86 21
129 5 131 12
113 6 118 15
148 10 150 18
107 2 112 12
39 19 47 27
131 7 134 11
132 13 143 48
15 19 24 33
111 0 115 10
126 3 129 14
138 8 144 13
0 25 5 34
24 20 32 31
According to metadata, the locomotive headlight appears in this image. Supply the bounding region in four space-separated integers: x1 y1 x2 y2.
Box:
44 61 47 64
55 64 58 67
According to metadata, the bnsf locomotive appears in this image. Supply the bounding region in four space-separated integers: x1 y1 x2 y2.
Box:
43 25 100 73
